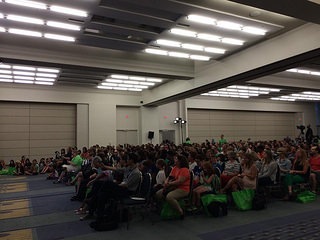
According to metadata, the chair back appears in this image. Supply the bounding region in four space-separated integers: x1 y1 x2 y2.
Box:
137 173 152 199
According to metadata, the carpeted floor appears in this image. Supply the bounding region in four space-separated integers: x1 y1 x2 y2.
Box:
1 174 320 240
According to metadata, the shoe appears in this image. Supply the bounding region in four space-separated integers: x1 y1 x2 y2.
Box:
53 180 61 184
80 214 94 221
70 196 80 201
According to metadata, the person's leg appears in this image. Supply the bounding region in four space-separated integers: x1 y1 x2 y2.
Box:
165 189 189 216
310 173 317 192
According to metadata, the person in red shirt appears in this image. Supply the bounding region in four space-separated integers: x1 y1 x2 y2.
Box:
156 154 190 219
309 145 320 193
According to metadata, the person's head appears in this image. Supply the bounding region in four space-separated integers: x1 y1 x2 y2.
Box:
243 152 257 168
296 148 307 162
176 154 189 169
227 151 237 161
202 161 214 175
156 158 166 170
220 134 224 139
127 152 139 167
310 145 320 156
92 156 102 168
263 149 273 164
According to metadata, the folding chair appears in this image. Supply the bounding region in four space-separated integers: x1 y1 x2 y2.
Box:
120 173 153 229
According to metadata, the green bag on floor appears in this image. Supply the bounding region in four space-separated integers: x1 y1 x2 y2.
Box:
201 194 227 216
232 189 255 211
160 200 185 220
296 191 316 203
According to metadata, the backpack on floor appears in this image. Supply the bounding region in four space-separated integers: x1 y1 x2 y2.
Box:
252 191 267 210
207 201 228 217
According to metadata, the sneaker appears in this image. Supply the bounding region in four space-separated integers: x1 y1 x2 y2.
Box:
53 180 61 184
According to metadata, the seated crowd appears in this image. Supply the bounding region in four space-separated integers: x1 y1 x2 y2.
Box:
1 137 320 230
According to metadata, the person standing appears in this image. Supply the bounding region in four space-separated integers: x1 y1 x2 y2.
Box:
306 124 314 145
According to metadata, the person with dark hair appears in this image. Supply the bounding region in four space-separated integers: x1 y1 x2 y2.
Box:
258 150 278 187
156 154 191 219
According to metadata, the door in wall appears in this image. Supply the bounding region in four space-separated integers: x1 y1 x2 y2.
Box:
116 130 138 146
159 130 175 144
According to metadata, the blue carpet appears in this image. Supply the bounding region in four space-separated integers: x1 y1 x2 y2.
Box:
36 220 93 240
199 209 320 240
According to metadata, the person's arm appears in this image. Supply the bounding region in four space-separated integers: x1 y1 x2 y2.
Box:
241 165 257 180
290 163 309 175
201 173 214 184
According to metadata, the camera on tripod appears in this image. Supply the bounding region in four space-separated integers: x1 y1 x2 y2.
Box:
296 125 305 134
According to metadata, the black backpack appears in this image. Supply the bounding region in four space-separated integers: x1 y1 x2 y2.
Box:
252 192 267 210
207 201 228 217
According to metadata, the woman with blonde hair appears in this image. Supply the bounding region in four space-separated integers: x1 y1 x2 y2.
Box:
283 148 309 200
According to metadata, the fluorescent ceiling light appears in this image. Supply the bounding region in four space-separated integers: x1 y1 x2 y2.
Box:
7 15 44 25
128 88 142 92
217 21 242 30
0 13 3 18
9 28 42 37
113 87 127 91
139 82 155 86
101 83 118 87
190 55 210 61
0 27 5 32
129 76 145 81
47 21 81 31
106 79 123 83
35 81 54 85
97 86 113 90
118 84 133 88
242 26 266 35
134 85 148 89
170 28 196 37
145 48 168 56
181 43 203 51
14 80 34 84
146 78 162 83
36 73 57 77
13 76 34 80
0 74 12 78
168 52 189 58
222 38 244 45
197 33 221 42
13 66 36 71
13 71 35 76
187 15 215 25
0 64 11 69
123 80 139 85
286 68 298 72
50 5 88 17
297 69 310 74
0 79 13 83
0 70 11 74
110 75 128 80
5 0 47 10
156 39 181 47
37 68 59 73
44 33 75 42
311 71 320 76
204 47 226 54
35 77 55 82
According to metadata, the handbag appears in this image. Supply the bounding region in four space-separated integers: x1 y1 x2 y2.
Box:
232 189 255 211
201 194 227 216
160 200 185 220
296 191 316 203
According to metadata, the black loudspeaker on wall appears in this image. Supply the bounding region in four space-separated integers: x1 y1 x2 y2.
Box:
148 131 154 139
